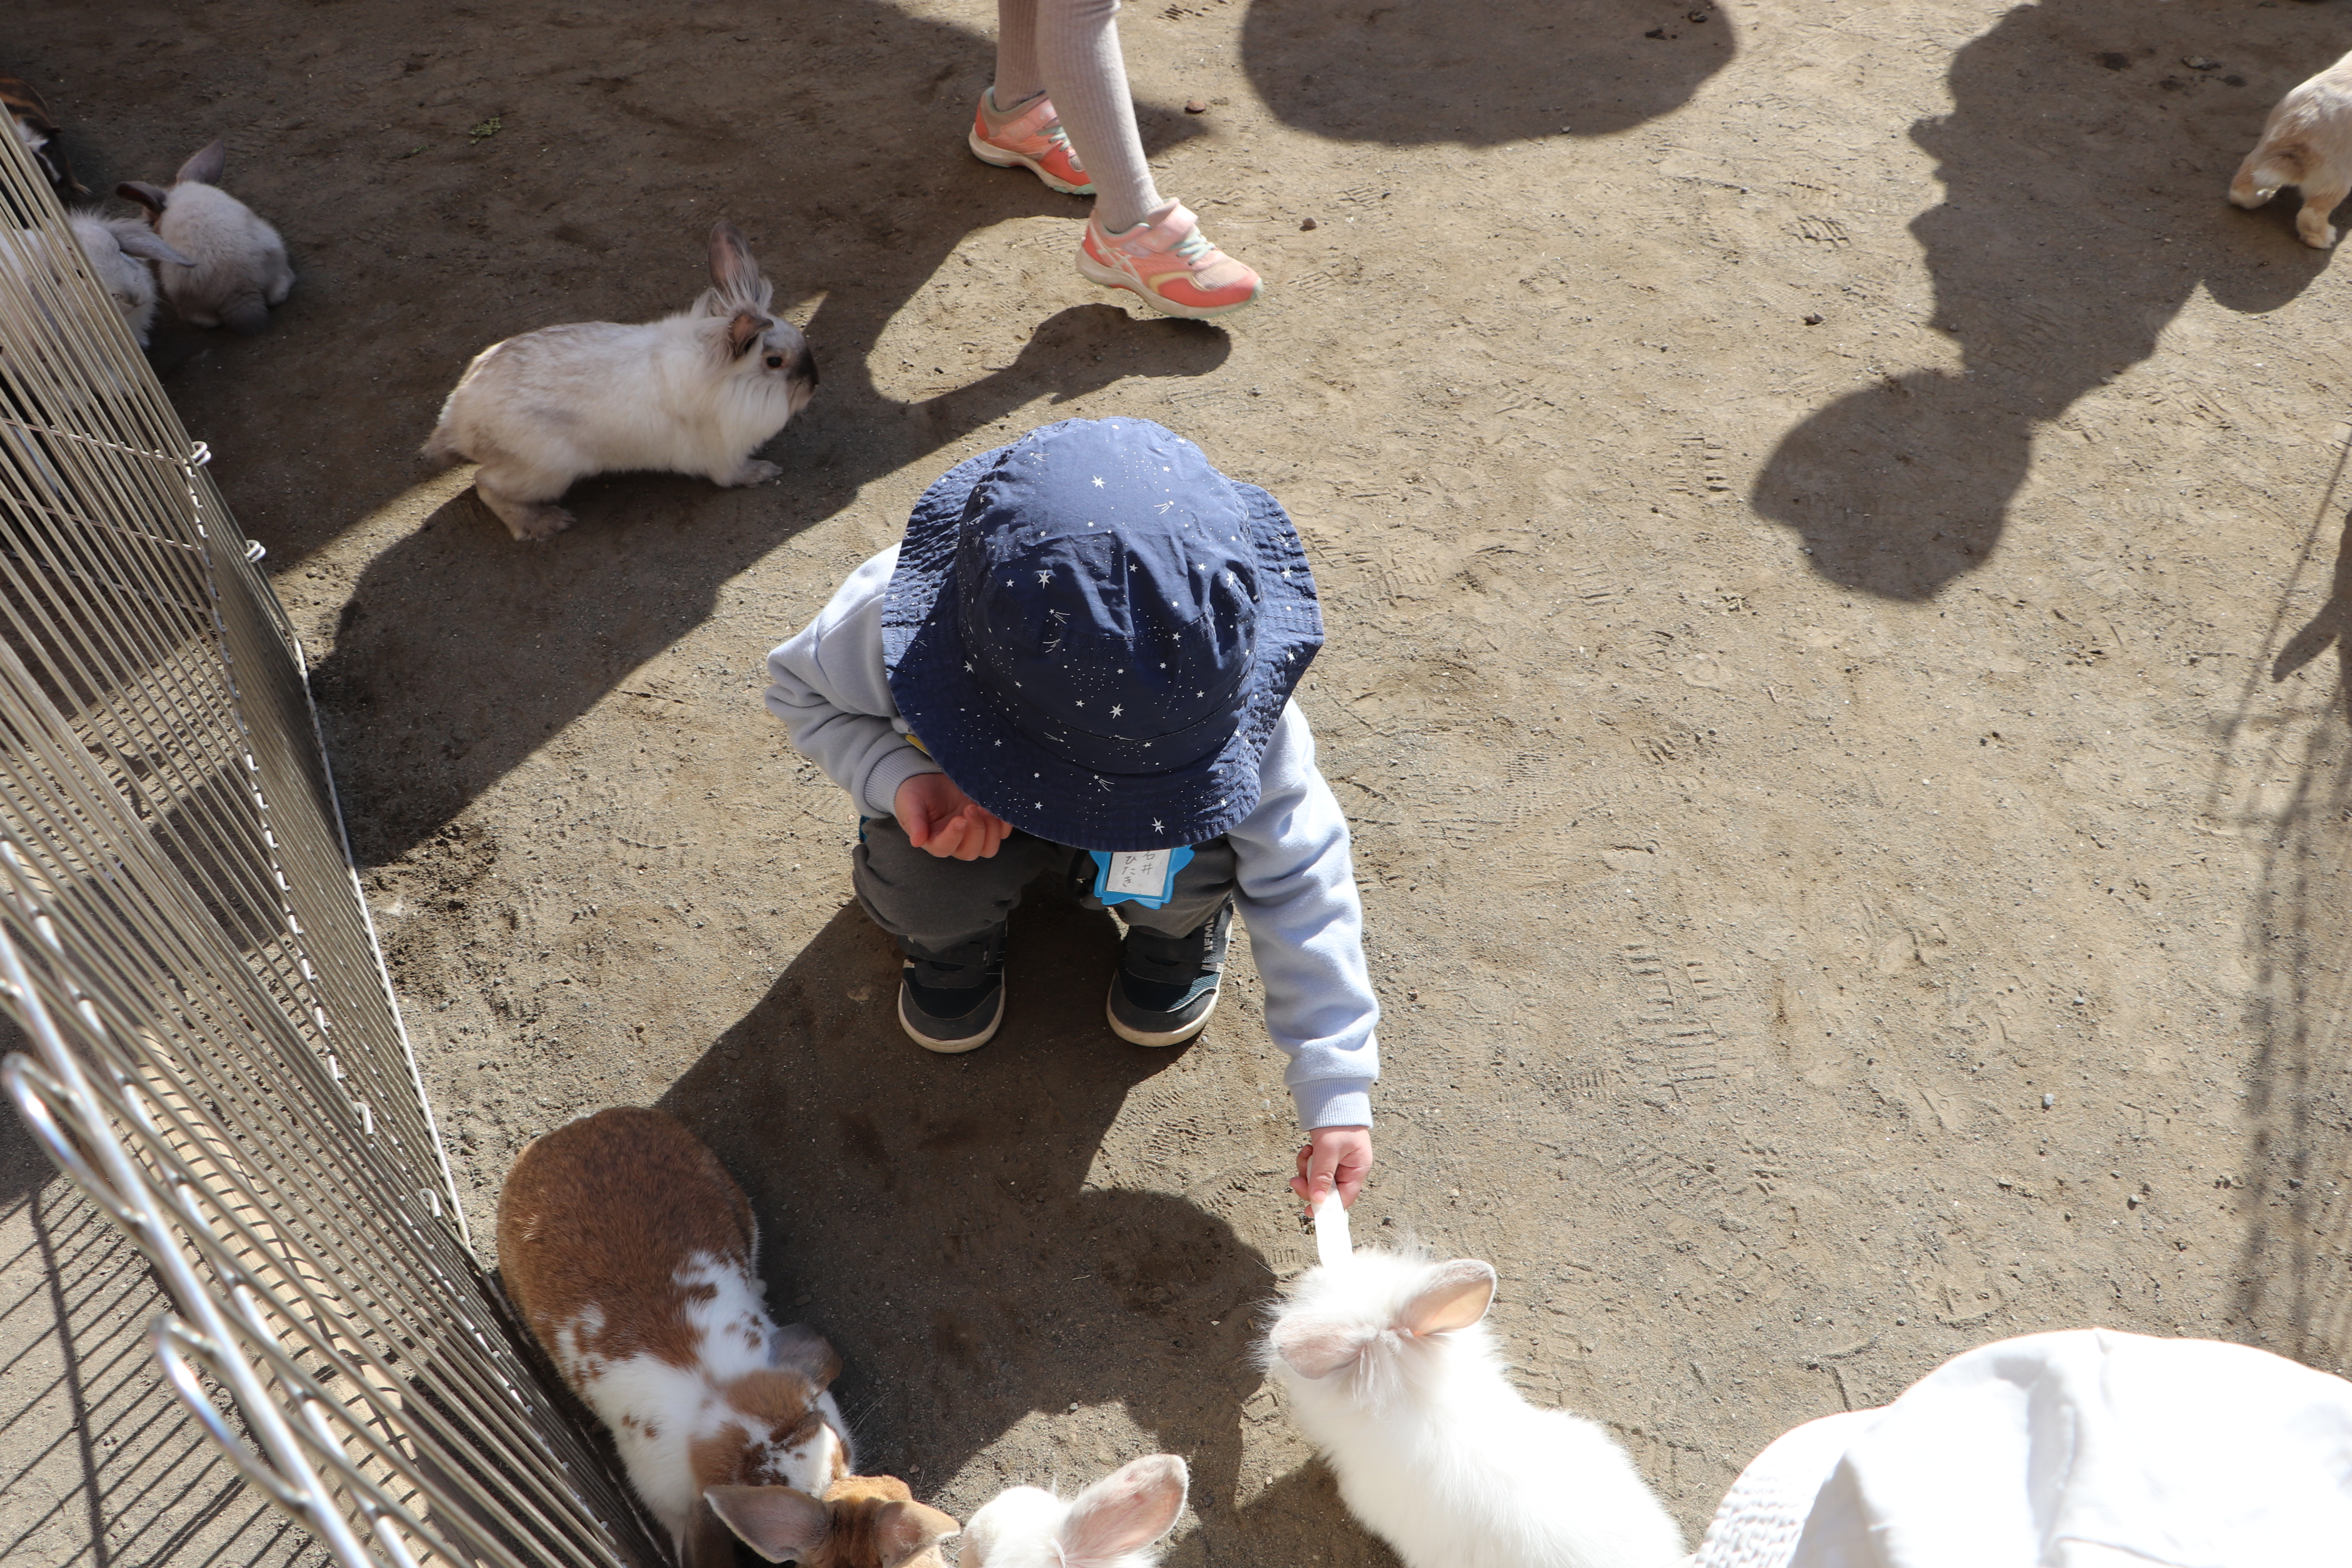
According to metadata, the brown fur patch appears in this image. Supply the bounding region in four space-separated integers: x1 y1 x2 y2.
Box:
809 1476 960 1568
496 1106 758 1374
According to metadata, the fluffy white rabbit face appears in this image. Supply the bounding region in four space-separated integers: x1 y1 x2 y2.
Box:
750 316 818 417
959 1485 1065 1568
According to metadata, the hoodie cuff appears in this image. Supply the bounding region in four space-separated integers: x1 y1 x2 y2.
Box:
1292 1079 1373 1132
862 744 946 820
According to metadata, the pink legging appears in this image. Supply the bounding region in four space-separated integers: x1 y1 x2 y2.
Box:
993 0 1165 231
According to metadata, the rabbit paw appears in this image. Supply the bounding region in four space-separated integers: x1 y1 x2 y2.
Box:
720 459 783 488
487 497 576 541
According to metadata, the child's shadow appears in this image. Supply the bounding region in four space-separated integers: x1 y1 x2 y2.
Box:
655 895 1276 1541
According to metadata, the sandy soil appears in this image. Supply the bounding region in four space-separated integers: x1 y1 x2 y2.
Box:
8 0 2352 1563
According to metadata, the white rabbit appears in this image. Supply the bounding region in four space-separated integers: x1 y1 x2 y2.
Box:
9 214 194 348
960 1455 1189 1568
422 220 818 541
116 139 293 332
499 1107 960 1568
2232 49 2352 248
1258 1249 1684 1568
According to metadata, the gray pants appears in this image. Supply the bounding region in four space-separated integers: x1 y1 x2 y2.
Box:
853 815 1235 962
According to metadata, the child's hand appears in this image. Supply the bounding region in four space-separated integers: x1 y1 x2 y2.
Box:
1291 1125 1373 1212
895 774 1013 860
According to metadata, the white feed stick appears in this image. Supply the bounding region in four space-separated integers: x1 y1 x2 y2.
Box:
1313 1190 1352 1267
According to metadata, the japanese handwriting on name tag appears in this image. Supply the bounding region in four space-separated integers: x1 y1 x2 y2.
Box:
1105 849 1172 898
1088 846 1195 909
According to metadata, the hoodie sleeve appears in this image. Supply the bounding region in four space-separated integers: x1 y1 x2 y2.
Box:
763 546 945 819
1227 702 1379 1131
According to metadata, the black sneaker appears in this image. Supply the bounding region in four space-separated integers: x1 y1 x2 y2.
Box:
1107 901 1232 1047
897 930 1006 1053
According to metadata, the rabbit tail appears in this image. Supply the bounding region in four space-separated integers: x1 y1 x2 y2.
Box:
420 424 464 467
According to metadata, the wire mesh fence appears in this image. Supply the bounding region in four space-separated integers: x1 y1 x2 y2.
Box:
0 120 663 1568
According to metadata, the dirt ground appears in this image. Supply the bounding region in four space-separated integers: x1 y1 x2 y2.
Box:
7 0 2352 1563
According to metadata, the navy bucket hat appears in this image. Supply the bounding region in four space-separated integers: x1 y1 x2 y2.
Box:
881 417 1323 851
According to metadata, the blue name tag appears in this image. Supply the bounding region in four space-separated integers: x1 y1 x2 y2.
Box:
1089 846 1195 909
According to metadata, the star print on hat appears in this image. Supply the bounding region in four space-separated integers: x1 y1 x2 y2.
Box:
880 417 1324 850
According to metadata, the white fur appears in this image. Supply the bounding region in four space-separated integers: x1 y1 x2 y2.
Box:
962 1455 1189 1568
550 1250 850 1549
2232 49 2352 248
1259 1250 1684 1568
141 179 292 332
15 214 188 347
421 220 816 541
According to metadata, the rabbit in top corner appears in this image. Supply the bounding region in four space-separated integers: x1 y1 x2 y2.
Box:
116 139 293 332
3 75 87 201
422 220 818 541
498 1107 960 1568
1258 1250 1684 1568
2232 49 2352 248
960 1454 1189 1568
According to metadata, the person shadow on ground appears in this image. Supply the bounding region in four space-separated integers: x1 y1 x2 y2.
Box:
655 889 1303 1561
1243 0 1735 145
1751 0 2328 601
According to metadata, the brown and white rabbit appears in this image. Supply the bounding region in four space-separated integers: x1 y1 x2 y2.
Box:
960 1455 1189 1568
116 139 293 333
2 75 85 202
498 1108 959 1568
421 220 818 541
2232 48 2352 248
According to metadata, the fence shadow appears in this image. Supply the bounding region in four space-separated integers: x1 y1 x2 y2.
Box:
656 893 1279 1547
1751 0 2325 601
0 1104 318 1568
2220 462 2352 1372
1242 0 1735 145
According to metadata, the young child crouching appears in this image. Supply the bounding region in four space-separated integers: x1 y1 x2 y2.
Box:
764 417 1375 1204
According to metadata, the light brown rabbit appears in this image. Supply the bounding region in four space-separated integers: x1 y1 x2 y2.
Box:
498 1108 959 1568
2232 48 2352 248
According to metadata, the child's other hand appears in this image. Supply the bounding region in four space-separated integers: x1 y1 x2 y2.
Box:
895 774 1013 860
1291 1125 1373 1211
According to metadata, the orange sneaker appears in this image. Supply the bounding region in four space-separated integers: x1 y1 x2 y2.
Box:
968 90 1093 196
1078 202 1263 320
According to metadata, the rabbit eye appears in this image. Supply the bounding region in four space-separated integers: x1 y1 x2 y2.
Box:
764 354 784 369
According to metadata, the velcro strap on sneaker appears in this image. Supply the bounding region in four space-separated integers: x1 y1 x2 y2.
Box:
1113 202 1200 259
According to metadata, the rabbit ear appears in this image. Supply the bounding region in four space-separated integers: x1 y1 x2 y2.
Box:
1062 1455 1187 1564
684 1497 752 1568
709 220 761 293
1271 1313 1376 1379
113 228 195 268
768 1322 841 1387
1399 1259 1496 1336
706 1485 831 1564
874 1499 960 1568
726 309 772 358
116 181 169 218
176 138 227 185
